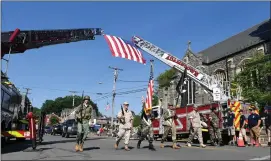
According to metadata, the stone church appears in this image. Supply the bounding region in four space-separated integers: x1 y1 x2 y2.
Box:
159 19 271 107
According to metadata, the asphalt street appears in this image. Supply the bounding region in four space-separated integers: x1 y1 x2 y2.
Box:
1 135 270 160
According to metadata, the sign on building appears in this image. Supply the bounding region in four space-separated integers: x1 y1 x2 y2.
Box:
213 87 221 101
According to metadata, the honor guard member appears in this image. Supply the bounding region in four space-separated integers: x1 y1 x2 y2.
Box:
137 106 155 151
160 104 181 149
248 107 261 147
209 106 223 146
75 95 95 152
187 105 206 148
114 102 134 151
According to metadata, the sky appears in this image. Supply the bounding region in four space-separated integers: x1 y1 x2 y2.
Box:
1 1 270 116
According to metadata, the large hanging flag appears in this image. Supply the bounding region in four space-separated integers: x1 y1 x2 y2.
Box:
145 61 154 111
104 34 146 64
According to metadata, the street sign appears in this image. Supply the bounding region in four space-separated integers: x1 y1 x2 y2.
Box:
213 87 221 101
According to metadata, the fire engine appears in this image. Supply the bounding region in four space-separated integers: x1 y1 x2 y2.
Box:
132 36 256 144
1 28 103 149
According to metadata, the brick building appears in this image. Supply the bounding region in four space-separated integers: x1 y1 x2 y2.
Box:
159 19 271 106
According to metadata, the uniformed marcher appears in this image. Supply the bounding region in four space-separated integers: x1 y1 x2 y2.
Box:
75 95 95 152
227 109 236 145
114 102 134 151
160 104 181 149
187 105 206 148
137 103 155 151
209 106 223 146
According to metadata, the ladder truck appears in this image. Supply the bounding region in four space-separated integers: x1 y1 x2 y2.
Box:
1 27 103 150
132 36 233 143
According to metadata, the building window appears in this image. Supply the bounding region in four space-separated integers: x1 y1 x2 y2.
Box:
257 46 265 54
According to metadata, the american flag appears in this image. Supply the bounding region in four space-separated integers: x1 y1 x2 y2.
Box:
145 65 154 110
105 102 110 111
104 35 146 64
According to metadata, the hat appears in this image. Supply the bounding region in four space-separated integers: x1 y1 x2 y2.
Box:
123 101 129 105
193 104 199 108
83 95 91 100
249 108 253 111
168 103 173 106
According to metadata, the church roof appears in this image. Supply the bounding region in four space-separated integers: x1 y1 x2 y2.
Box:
199 19 271 64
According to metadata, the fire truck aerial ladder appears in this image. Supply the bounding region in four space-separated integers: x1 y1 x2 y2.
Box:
1 28 104 58
132 36 229 103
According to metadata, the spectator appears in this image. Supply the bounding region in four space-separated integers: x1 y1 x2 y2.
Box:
227 109 236 145
248 108 261 147
238 109 248 146
263 107 271 146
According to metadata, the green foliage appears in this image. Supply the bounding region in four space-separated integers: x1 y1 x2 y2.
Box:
49 115 59 125
41 95 103 117
235 54 271 107
157 68 177 88
133 115 141 127
152 94 159 106
33 107 41 118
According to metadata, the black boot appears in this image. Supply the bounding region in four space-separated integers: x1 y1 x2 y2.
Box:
210 142 217 146
149 143 156 151
268 142 271 146
137 140 142 149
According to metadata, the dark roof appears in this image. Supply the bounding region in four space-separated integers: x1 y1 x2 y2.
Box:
199 19 271 64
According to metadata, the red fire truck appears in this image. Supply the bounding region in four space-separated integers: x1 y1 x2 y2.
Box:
131 36 254 144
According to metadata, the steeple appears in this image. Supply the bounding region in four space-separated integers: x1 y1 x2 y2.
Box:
187 40 191 51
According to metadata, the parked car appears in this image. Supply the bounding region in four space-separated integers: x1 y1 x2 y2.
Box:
44 126 52 134
51 124 63 135
62 119 77 138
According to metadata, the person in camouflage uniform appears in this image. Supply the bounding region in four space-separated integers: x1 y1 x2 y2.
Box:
137 103 155 151
160 104 181 149
209 106 223 146
75 95 95 152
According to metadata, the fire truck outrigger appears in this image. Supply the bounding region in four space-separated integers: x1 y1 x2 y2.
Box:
132 36 246 144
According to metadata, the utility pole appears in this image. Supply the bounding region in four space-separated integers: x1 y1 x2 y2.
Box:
69 91 77 107
24 87 32 96
109 66 123 134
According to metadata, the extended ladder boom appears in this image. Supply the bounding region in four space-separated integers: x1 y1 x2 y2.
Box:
132 36 228 101
1 28 103 58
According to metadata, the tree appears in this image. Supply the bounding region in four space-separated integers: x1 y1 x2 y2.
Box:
49 115 59 125
41 95 103 117
33 107 41 118
133 115 141 127
235 53 271 108
157 68 177 88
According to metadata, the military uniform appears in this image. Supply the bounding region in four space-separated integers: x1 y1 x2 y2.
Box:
115 102 134 151
160 105 180 149
137 108 155 151
187 106 206 148
209 107 223 146
75 96 95 152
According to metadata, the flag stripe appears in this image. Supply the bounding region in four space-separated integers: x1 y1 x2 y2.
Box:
104 35 146 64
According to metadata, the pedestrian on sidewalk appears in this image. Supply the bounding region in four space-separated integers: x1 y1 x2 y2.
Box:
227 109 236 146
238 109 248 146
248 108 261 147
263 107 271 146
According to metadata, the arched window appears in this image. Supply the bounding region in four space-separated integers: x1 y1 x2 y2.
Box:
213 69 227 95
236 58 251 74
